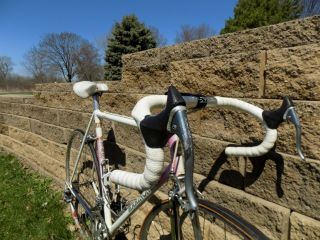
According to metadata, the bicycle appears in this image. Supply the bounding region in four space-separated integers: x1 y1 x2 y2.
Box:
64 81 305 240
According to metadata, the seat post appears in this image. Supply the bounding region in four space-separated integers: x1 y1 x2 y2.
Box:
92 94 100 111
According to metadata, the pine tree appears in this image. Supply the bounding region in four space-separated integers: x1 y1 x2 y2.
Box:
105 15 156 80
221 0 301 34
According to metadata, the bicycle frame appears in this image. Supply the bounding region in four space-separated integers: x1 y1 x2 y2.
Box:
67 95 186 238
66 82 306 240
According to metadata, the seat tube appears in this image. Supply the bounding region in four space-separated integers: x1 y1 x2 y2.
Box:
92 95 104 167
92 94 105 172
93 94 100 111
93 94 104 182
93 94 112 228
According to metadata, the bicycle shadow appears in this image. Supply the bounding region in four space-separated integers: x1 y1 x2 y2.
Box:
103 128 126 169
103 128 132 239
198 144 284 198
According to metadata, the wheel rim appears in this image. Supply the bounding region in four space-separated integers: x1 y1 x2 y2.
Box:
141 200 253 240
66 130 101 238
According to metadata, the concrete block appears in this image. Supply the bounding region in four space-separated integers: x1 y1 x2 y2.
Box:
30 119 66 144
193 135 245 189
113 123 145 153
1 113 31 131
244 152 320 221
122 64 171 94
290 212 320 240
265 44 320 100
169 52 260 98
58 110 90 129
195 176 290 240
8 126 67 163
0 102 13 114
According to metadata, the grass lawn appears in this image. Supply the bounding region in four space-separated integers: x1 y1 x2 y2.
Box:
0 153 73 240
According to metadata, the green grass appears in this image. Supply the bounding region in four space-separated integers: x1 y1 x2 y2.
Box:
0 153 73 240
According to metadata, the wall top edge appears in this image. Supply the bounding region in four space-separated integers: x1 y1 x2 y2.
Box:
122 15 320 66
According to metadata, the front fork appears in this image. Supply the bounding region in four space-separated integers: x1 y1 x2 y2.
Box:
171 199 182 240
169 192 203 240
168 135 203 240
190 211 202 240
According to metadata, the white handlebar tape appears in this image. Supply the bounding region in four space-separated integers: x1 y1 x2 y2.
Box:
109 95 278 190
109 95 167 191
215 97 277 157
131 95 167 122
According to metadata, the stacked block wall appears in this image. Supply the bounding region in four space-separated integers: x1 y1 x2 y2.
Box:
0 16 319 239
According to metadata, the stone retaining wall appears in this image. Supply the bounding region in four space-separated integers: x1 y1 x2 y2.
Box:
1 16 320 239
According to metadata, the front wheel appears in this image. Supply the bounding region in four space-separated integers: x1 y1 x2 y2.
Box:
139 199 268 240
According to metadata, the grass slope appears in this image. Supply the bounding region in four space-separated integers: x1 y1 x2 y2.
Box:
0 153 72 239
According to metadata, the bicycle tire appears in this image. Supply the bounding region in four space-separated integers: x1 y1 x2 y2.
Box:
139 199 269 240
65 129 102 238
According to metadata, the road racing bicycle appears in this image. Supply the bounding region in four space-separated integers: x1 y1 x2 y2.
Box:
64 81 304 239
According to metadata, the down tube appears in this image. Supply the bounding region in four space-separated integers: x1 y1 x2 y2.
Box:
108 178 167 236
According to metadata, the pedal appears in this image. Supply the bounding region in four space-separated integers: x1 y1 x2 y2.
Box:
63 189 73 203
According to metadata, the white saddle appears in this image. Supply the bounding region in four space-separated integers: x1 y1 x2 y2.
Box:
73 81 108 98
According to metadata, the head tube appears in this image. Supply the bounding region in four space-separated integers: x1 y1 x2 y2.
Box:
168 106 198 211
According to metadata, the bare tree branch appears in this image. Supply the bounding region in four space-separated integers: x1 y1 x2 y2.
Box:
0 56 13 90
38 32 84 82
0 56 13 78
76 43 103 81
23 47 50 82
149 26 168 47
175 24 215 44
24 32 102 82
300 0 320 17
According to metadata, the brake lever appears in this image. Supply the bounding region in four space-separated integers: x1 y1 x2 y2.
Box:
283 107 305 160
262 97 305 161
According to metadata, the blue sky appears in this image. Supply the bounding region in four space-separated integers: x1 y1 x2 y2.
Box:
0 0 237 75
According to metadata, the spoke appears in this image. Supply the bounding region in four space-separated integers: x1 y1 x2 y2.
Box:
141 200 266 240
66 130 101 239
92 181 99 195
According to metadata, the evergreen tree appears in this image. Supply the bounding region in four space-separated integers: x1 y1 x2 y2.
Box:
221 0 301 34
105 15 156 80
